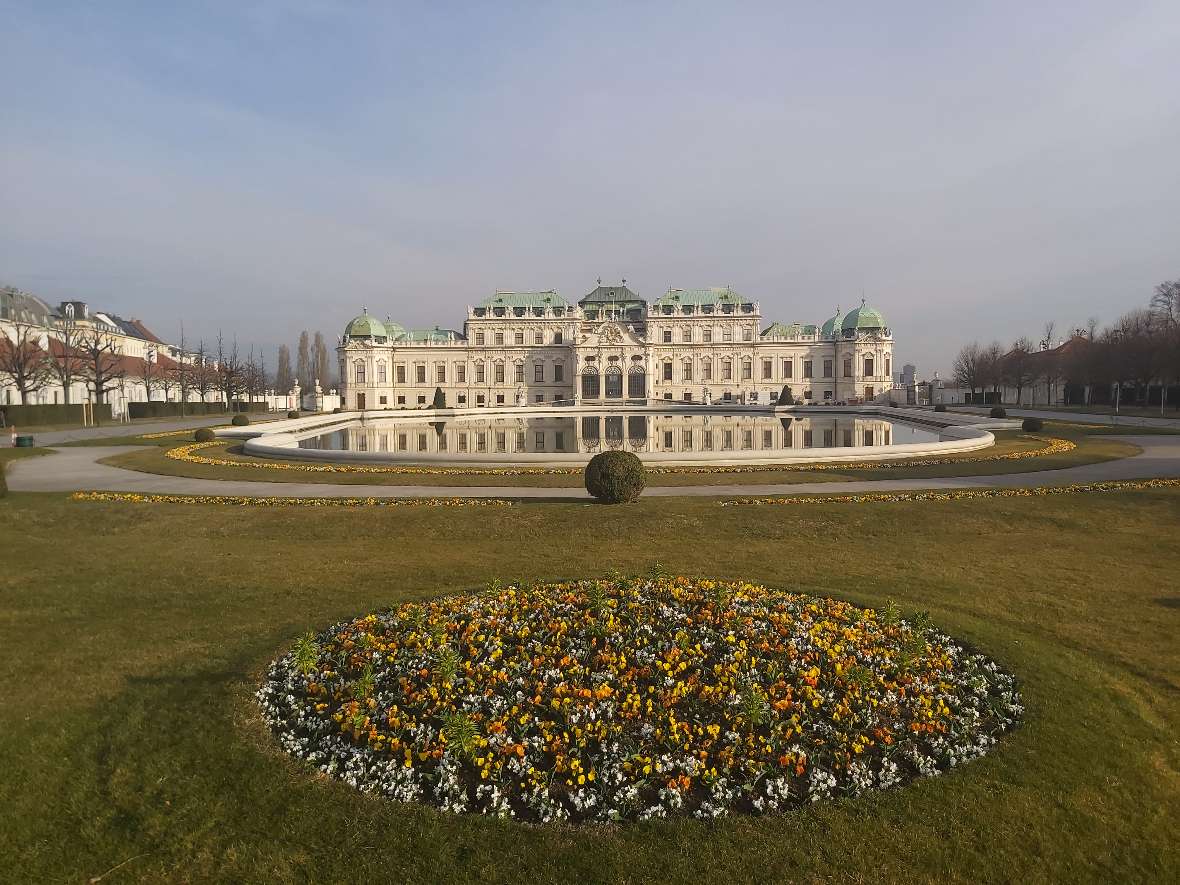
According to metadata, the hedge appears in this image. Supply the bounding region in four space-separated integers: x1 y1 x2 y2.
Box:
0 403 112 426
230 401 271 414
990 407 1008 419
584 451 646 504
1022 417 1044 432
127 401 227 419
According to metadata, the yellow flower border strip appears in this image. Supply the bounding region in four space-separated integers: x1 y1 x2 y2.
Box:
138 427 227 440
719 477 1180 506
71 491 513 508
163 435 1076 477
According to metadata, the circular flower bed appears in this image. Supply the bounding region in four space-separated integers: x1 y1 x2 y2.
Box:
258 576 1022 822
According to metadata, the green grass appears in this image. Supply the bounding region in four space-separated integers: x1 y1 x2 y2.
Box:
95 425 1140 488
1 489 1178 882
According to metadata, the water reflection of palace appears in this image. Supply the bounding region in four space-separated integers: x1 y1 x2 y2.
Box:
301 414 928 457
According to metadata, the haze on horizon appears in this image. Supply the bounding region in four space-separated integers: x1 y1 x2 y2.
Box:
2 0 1178 377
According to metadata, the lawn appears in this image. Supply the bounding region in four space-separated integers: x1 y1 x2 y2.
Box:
94 424 1140 488
0 488 1177 882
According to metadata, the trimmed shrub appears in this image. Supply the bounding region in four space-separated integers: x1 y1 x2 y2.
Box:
194 427 216 442
584 451 645 504
888 400 898 408
934 404 947 412
990 407 1007 419
231 414 250 426
431 387 447 409
1022 417 1044 432
776 385 795 406
287 410 301 419
332 407 343 414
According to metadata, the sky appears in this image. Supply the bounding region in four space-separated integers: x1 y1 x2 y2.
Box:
2 1 1178 377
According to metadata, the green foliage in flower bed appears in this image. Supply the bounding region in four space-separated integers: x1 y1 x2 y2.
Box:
584 450 645 503
1023 418 1044 432
194 428 216 442
259 576 1021 823
231 414 250 427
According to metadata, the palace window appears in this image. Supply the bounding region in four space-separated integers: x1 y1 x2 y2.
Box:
398 433 408 451
416 365 426 384
682 359 693 382
823 359 832 378
515 332 524 345
582 416 600 440
864 385 874 399
721 358 733 381
762 359 772 380
824 429 834 446
864 429 874 446
475 362 485 384
844 429 853 447
554 331 563 344
722 430 733 450
477 433 487 453
494 332 504 346
723 327 733 342
703 328 713 343
843 358 852 377
662 361 673 381
742 430 753 449
803 360 813 378
554 364 564 382
377 361 387 383
534 331 543 345
664 430 674 450
514 362 524 383
554 431 564 450
456 364 466 383
581 366 600 398
534 393 544 402
627 365 645 397
663 330 672 343
782 359 792 378
804 429 813 447
743 328 753 342
824 390 833 400
763 429 773 448
885 357 891 377
496 432 506 453
396 365 406 384
354 361 366 383
417 395 426 405
534 363 544 382
475 332 485 346
701 359 712 381
703 430 713 450
495 362 505 384
534 431 544 450
605 366 623 398
682 326 692 342
741 360 752 381
418 433 428 452
864 357 874 376
436 364 446 383
496 393 505 404
682 429 693 449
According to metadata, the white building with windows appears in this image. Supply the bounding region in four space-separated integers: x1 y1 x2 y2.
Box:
338 284 895 410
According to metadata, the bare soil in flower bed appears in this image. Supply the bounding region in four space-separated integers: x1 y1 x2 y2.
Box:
258 576 1022 823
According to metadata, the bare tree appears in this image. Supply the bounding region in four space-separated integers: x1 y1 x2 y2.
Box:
952 342 984 403
275 343 294 393
312 331 331 389
192 340 214 404
49 322 84 405
1003 337 1036 406
216 332 245 409
1151 279 1180 325
0 323 52 405
168 328 195 414
979 341 1005 402
296 331 312 388
133 347 162 403
79 330 126 408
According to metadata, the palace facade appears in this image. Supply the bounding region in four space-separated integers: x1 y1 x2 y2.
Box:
338 284 894 410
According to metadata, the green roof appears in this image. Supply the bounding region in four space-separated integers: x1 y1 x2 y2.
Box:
841 303 887 331
655 287 745 307
761 321 802 339
396 327 465 344
820 309 843 338
579 284 643 306
344 311 389 340
478 291 569 309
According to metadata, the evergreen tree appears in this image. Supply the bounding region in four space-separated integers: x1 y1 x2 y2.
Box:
275 344 294 392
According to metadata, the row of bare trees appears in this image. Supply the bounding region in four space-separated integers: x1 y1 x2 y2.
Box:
952 279 1180 408
0 324 126 406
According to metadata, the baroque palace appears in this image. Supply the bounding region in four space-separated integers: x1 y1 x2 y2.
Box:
338 283 894 410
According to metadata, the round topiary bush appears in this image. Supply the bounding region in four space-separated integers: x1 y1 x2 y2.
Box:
888 400 898 408
287 410 300 419
258 576 1023 822
231 414 250 426
990 406 1007 419
194 427 216 442
332 407 343 414
934 404 947 412
1022 417 1044 432
584 450 645 503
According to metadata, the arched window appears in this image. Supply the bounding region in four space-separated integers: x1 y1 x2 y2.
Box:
554 331 563 344
605 365 623 398
627 364 646 398
581 364 600 398
354 361 366 384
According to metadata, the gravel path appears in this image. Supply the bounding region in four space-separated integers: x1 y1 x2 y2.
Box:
8 436 1180 499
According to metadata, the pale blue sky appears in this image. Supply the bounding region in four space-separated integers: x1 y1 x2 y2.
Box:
2 1 1178 374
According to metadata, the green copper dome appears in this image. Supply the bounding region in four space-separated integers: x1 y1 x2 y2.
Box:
344 311 389 341
820 308 843 338
841 303 887 332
